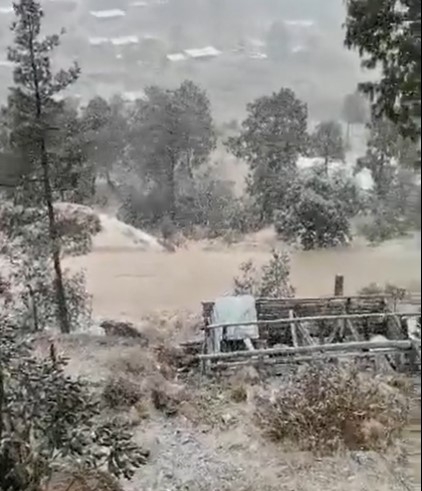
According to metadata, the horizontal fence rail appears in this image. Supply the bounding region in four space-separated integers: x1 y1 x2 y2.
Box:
205 311 421 331
198 340 416 362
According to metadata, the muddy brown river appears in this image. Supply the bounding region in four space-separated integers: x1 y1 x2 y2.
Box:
66 232 421 319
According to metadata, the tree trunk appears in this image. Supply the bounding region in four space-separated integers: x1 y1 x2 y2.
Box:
0 363 4 440
40 142 71 334
27 284 39 332
29 32 70 334
167 158 176 221
324 156 329 175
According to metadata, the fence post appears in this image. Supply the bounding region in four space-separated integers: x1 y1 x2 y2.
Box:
334 275 344 297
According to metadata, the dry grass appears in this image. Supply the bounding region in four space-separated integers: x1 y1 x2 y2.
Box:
154 342 197 379
102 376 142 409
149 375 189 416
230 384 248 403
110 346 157 377
255 363 410 454
45 469 122 491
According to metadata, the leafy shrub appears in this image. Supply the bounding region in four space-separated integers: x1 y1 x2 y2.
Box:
233 249 295 298
0 322 148 491
358 207 411 243
254 363 409 454
359 282 407 301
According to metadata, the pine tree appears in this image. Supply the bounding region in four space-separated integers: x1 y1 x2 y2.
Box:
6 0 80 333
345 0 421 142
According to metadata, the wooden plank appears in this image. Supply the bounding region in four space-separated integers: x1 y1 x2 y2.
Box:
205 311 420 331
334 275 344 297
345 318 362 341
198 340 413 362
255 294 390 302
289 309 299 347
212 349 413 370
326 320 339 344
389 314 406 339
296 318 315 346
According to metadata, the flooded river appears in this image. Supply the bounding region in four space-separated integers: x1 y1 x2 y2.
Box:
66 232 421 319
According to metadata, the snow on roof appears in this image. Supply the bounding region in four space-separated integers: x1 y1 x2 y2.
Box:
111 35 139 45
249 52 268 60
89 37 110 46
0 6 13 14
89 9 126 19
184 46 222 59
166 52 187 62
130 0 149 6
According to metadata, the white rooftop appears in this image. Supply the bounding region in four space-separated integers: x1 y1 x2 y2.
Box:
167 53 187 62
89 37 110 46
184 46 222 59
130 1 149 6
111 35 139 46
89 9 126 19
249 52 268 60
0 60 14 68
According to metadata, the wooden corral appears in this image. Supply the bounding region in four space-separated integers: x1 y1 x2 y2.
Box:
202 295 410 346
199 293 421 375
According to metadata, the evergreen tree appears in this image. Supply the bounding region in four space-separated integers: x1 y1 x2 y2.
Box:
345 0 421 142
5 0 81 333
227 88 308 223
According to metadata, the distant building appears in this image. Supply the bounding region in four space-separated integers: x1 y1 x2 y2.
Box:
249 52 267 60
166 53 187 62
129 0 149 6
89 37 110 46
110 35 139 46
184 46 222 60
89 9 126 19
